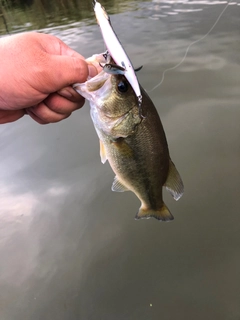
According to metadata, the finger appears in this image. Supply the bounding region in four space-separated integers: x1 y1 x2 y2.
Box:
43 36 98 79
57 86 85 105
41 34 86 60
87 64 99 78
51 38 100 76
25 109 48 125
0 110 25 124
28 102 71 123
44 54 89 92
87 61 104 75
43 91 85 115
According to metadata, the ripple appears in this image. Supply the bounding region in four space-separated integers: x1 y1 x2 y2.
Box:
174 8 203 12
177 55 226 72
139 0 239 20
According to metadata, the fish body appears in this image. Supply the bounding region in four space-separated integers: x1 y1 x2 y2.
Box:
74 54 184 220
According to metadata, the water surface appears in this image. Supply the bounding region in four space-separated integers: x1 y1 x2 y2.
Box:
0 1 240 319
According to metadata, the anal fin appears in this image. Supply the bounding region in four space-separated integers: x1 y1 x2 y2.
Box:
164 159 184 201
112 176 129 192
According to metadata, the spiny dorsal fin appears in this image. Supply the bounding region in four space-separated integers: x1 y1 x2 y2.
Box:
164 160 184 201
111 176 129 192
99 139 107 164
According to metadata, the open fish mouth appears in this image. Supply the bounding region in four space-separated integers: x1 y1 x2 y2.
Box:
73 52 112 103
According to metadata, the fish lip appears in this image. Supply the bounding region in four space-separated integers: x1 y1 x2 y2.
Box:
72 69 110 103
85 71 108 91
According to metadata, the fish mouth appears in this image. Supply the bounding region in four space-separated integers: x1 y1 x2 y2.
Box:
73 70 110 104
73 52 111 103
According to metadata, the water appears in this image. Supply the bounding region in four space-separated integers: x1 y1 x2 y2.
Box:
1 1 240 319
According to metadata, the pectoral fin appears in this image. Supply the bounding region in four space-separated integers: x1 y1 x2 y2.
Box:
99 139 107 164
112 176 129 192
164 159 184 201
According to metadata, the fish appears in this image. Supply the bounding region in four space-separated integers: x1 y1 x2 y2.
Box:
73 52 184 221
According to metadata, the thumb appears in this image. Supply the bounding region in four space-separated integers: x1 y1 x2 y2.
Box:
44 54 90 93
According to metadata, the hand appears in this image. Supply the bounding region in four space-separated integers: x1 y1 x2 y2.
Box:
0 32 98 124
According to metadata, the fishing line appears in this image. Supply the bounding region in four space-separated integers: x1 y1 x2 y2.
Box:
148 0 232 93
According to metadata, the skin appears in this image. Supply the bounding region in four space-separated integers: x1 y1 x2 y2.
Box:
0 32 100 125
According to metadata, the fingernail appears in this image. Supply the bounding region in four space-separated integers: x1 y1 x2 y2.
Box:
88 64 97 78
58 88 72 98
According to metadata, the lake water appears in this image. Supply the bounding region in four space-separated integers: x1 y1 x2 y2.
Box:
0 0 240 319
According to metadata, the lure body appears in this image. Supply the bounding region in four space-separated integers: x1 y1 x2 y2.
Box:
93 0 142 107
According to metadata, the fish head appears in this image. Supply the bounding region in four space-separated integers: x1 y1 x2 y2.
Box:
73 53 142 138
97 73 139 116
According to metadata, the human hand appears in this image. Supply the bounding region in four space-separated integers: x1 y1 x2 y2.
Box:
0 32 98 124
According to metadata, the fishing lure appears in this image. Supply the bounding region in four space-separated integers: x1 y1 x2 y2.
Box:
93 0 142 108
99 62 143 75
99 62 126 75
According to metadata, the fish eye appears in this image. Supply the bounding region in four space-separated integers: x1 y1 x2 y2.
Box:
117 80 128 93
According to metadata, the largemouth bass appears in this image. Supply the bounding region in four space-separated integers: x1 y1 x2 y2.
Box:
74 53 183 221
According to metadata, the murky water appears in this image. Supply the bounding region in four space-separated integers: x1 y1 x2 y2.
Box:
1 1 240 319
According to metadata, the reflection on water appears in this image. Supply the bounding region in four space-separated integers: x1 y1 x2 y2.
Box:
2 0 238 35
1 0 240 319
0 0 95 34
0 0 138 35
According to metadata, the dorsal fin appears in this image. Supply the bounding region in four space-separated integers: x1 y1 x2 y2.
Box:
164 160 184 201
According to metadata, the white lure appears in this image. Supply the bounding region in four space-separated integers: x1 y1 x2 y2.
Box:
93 0 142 107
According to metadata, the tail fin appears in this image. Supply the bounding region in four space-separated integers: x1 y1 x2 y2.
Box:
135 203 174 221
